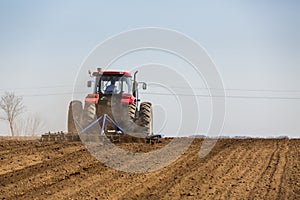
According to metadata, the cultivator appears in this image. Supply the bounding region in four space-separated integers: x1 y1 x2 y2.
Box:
40 132 80 142
41 131 161 144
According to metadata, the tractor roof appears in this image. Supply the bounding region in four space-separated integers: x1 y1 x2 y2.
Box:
102 71 132 77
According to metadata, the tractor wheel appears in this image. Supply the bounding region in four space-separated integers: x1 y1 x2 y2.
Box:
81 103 98 141
82 102 97 127
128 103 137 120
138 102 153 136
67 100 83 135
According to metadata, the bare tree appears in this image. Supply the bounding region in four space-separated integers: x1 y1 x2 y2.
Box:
14 114 44 136
13 117 25 137
0 92 25 136
26 115 44 136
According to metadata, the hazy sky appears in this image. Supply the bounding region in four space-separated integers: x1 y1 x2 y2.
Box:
0 1 299 137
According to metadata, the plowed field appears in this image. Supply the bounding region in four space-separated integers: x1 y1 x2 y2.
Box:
0 138 299 199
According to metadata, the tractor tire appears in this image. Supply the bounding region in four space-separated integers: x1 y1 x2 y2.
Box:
67 100 83 135
81 103 99 141
82 103 97 129
128 103 137 120
138 102 153 136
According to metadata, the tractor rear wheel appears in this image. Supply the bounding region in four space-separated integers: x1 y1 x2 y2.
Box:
82 102 97 128
67 100 83 135
128 103 137 120
138 102 153 136
81 102 98 141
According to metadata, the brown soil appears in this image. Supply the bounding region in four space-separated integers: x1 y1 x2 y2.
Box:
0 138 299 199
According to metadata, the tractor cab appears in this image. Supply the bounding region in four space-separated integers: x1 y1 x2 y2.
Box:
98 71 133 95
85 69 137 105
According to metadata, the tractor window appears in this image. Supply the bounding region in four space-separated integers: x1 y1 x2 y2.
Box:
99 75 132 94
120 77 132 94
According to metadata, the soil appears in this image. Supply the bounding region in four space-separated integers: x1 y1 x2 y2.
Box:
0 138 299 199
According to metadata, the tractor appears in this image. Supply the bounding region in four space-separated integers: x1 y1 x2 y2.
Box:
64 68 160 143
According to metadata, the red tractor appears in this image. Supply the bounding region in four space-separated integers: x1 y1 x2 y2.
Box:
67 68 159 143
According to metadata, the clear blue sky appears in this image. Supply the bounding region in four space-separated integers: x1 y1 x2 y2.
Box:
0 1 299 137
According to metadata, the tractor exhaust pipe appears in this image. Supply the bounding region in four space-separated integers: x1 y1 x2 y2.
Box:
133 71 138 96
133 71 139 111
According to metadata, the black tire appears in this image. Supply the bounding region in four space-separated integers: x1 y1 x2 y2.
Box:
80 102 99 141
82 102 97 128
128 103 137 120
68 100 83 135
138 102 153 136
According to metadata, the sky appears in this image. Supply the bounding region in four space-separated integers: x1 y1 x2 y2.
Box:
0 0 299 137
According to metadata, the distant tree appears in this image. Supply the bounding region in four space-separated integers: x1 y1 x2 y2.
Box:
26 115 44 136
0 92 25 136
14 114 44 136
